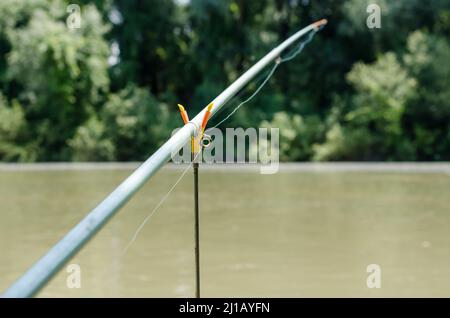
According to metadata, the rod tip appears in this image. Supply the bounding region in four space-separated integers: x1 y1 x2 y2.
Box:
313 19 328 29
177 104 185 112
206 102 214 112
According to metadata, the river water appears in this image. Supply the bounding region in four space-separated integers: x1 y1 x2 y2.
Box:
1 165 449 297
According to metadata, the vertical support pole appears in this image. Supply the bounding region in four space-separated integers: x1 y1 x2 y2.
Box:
193 161 200 298
191 132 202 299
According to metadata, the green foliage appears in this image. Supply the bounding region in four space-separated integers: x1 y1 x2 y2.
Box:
0 92 28 161
69 85 177 161
403 31 450 159
341 0 450 51
313 29 450 161
101 86 177 161
313 124 373 161
0 0 449 162
109 0 189 96
346 52 417 135
4 1 110 160
314 52 417 161
0 0 48 90
261 112 324 161
68 117 114 161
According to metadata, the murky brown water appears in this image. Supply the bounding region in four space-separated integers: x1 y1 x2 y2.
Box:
1 166 450 297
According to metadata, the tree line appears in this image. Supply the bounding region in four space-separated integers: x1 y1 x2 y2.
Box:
0 0 449 162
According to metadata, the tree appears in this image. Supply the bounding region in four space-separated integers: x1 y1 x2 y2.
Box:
1 0 450 162
101 85 177 161
68 116 114 161
261 112 323 161
5 1 110 160
108 0 188 99
314 52 417 161
0 92 27 161
403 31 450 160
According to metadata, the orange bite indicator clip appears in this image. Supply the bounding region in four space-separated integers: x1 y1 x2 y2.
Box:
177 103 214 155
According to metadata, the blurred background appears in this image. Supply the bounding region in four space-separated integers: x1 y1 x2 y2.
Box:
0 0 449 163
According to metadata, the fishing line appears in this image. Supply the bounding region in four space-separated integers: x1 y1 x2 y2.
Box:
208 63 279 130
206 27 321 132
279 25 318 63
121 152 201 256
208 64 279 122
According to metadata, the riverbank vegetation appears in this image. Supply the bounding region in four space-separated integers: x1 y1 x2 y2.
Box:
0 0 449 162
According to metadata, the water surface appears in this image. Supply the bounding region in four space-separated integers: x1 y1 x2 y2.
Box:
1 165 449 297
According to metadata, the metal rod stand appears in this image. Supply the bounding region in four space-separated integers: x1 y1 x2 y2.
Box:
193 161 200 298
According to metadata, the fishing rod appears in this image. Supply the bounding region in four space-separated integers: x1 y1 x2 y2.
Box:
2 19 327 298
